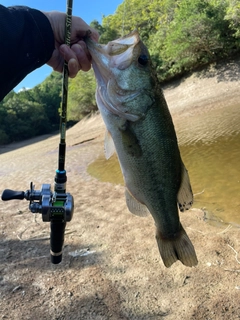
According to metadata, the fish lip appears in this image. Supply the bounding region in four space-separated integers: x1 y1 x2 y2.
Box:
85 30 141 83
85 39 111 86
91 60 108 88
85 29 140 54
85 31 146 122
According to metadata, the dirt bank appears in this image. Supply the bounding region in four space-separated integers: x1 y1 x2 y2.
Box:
163 57 240 118
0 60 240 319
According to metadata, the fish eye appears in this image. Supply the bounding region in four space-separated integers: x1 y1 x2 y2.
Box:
138 54 148 66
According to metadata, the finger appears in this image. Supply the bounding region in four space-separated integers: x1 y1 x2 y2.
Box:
76 28 99 42
68 58 79 78
59 44 80 77
59 44 78 62
91 30 99 42
47 49 64 73
71 16 99 42
60 43 92 75
71 42 91 72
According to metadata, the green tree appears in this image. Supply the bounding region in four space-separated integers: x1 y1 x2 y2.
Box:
1 0 239 145
90 19 119 44
3 95 49 141
0 72 62 144
0 98 9 144
90 20 105 36
100 0 240 81
68 69 97 120
30 72 62 128
99 26 119 44
160 0 237 79
225 0 240 37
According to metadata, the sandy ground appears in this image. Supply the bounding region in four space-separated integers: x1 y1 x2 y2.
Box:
1 59 240 319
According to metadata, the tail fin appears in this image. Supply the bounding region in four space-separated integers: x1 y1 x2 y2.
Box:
155 224 198 268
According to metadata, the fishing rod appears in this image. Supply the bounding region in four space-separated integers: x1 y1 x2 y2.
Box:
51 0 74 264
1 0 74 264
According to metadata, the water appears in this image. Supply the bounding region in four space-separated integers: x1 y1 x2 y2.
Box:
88 153 124 185
88 104 240 225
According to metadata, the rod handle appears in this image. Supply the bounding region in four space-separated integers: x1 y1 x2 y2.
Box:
50 221 66 264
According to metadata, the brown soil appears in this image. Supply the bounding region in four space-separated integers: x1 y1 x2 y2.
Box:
1 59 240 320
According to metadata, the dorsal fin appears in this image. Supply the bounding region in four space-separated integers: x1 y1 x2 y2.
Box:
177 163 193 212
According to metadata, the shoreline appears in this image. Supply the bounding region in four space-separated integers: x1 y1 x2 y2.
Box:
163 57 240 117
1 59 240 319
1 57 240 154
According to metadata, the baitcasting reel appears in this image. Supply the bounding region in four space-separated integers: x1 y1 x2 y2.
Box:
1 0 75 265
1 181 74 264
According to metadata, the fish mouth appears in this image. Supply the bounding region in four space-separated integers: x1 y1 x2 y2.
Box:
85 31 143 121
85 30 140 85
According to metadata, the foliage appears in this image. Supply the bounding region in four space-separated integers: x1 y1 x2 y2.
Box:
68 68 97 121
1 0 240 144
102 0 240 79
158 0 234 78
0 72 61 144
90 19 119 43
225 0 240 37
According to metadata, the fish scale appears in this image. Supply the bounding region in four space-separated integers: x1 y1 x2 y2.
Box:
85 30 198 268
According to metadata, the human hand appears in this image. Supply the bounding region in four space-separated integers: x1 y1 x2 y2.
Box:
43 11 99 78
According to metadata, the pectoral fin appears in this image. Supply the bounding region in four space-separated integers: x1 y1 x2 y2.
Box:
104 130 115 160
119 121 142 158
177 163 193 212
125 188 149 217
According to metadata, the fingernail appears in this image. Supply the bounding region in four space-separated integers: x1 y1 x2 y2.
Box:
69 58 78 77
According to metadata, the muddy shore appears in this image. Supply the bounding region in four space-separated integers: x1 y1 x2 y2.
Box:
1 59 240 319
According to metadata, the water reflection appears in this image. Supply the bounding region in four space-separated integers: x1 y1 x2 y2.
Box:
176 104 240 225
88 153 123 185
88 104 240 225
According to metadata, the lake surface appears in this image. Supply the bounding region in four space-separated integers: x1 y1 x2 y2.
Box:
88 104 240 225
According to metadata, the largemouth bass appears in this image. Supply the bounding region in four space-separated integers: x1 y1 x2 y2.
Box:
85 31 198 268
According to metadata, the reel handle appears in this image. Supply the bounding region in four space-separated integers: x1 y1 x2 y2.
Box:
1 189 25 201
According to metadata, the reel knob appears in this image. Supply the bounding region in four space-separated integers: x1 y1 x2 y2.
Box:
1 189 25 201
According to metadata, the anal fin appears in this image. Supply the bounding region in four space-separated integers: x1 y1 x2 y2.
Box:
125 188 149 217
